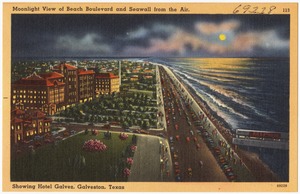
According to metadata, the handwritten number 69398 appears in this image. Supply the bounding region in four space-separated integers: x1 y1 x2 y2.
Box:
233 4 276 14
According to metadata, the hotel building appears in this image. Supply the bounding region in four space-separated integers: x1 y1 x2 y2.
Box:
11 109 52 144
77 69 95 103
95 73 120 95
12 72 65 115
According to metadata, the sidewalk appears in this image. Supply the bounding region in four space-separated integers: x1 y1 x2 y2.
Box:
154 64 167 132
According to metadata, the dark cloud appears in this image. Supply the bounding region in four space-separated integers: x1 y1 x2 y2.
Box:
12 14 290 58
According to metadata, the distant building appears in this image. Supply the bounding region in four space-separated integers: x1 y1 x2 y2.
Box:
12 72 65 115
143 75 153 79
143 69 154 73
11 109 52 144
130 75 139 81
95 73 120 95
77 69 95 103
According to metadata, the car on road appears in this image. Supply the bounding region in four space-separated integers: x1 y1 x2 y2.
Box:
214 147 221 155
157 133 165 138
174 161 179 167
70 130 76 135
193 137 197 142
133 129 141 134
140 129 149 134
169 136 174 143
190 130 194 136
55 136 63 140
186 137 190 143
176 135 180 141
124 128 132 132
219 156 226 164
199 160 203 167
170 146 175 153
187 121 192 126
196 143 201 150
225 171 236 181
224 166 233 173
51 131 59 136
175 175 182 182
187 168 192 176
175 124 179 130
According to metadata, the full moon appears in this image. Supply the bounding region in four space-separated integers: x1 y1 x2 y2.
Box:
219 34 226 41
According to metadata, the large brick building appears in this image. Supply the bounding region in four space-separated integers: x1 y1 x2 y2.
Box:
95 73 120 95
77 69 95 103
12 72 65 114
12 64 120 115
11 109 52 144
53 64 78 106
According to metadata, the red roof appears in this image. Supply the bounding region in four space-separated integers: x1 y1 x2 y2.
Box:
13 72 65 87
77 69 95 75
11 118 23 123
23 72 44 80
95 73 119 79
46 80 65 87
39 72 64 79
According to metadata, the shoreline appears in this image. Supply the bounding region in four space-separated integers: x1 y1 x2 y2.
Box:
158 63 280 182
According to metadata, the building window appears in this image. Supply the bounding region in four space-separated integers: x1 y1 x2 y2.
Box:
11 125 14 130
17 125 20 130
18 134 21 141
27 132 29 136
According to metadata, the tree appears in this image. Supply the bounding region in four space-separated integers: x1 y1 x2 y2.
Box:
122 121 129 129
142 121 150 129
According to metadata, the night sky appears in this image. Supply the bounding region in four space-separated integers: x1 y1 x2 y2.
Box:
12 14 290 58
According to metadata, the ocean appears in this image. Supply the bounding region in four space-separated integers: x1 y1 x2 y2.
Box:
152 57 289 181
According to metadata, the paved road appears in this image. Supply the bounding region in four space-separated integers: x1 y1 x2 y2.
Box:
160 65 255 182
128 135 174 182
159 67 228 182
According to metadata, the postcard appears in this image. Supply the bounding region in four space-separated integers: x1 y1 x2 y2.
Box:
2 2 298 192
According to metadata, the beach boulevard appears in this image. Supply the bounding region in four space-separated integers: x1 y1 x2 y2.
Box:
156 63 278 182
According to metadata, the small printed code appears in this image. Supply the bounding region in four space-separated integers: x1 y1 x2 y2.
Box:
277 184 287 187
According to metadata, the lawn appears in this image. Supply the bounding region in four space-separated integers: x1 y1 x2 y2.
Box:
11 132 136 182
